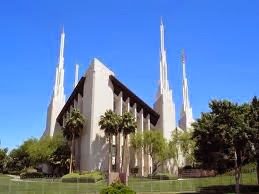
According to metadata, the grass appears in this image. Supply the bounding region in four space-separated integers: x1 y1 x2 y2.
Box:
0 173 257 194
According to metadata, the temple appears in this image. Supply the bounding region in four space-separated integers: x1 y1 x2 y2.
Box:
42 20 194 175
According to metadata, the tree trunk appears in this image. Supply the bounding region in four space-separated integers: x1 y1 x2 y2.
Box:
256 160 259 185
115 134 120 172
69 135 75 174
121 135 127 173
108 136 112 173
234 151 240 194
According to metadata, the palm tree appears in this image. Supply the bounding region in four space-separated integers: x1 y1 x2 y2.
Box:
63 108 85 174
99 110 121 173
120 112 137 173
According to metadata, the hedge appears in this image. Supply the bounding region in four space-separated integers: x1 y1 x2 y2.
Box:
147 173 178 180
100 180 136 194
7 171 21 175
61 171 104 183
20 172 44 179
224 163 256 176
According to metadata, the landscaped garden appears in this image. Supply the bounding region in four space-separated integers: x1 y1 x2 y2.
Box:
1 97 259 193
0 172 258 194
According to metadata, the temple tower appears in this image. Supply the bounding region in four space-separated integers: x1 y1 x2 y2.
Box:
178 49 194 131
154 19 176 140
43 28 66 137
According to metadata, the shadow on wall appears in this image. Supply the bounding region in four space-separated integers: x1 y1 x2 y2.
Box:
91 134 108 171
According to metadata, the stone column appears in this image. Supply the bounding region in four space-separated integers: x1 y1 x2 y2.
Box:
74 99 78 110
144 115 151 176
115 92 123 172
124 98 130 174
78 94 83 112
137 109 144 176
131 103 138 168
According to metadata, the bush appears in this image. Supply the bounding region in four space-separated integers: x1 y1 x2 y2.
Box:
224 163 256 176
7 171 21 175
100 180 136 194
20 172 44 179
61 171 104 183
147 173 177 180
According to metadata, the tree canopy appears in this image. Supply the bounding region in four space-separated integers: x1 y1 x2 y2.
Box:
192 99 255 194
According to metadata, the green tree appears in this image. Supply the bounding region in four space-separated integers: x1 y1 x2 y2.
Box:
249 96 259 184
192 100 254 194
99 110 121 173
6 138 37 171
131 130 171 174
170 130 196 168
0 147 8 172
63 108 85 174
49 138 70 175
27 132 64 165
120 112 137 173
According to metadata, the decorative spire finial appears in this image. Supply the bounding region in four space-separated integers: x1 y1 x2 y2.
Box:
182 49 186 64
160 17 163 26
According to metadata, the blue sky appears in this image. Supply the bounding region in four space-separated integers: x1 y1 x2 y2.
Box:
0 0 259 149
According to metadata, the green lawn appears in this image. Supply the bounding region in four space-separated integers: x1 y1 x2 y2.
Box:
0 173 257 194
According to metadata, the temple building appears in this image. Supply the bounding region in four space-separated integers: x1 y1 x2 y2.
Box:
42 20 194 175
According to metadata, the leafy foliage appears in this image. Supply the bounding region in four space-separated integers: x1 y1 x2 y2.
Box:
169 129 196 168
5 133 69 175
0 147 8 172
192 100 255 193
20 172 44 179
27 133 65 165
100 180 136 194
131 130 172 174
61 171 103 183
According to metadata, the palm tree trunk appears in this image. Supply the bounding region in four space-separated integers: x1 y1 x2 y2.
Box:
121 135 127 173
69 135 74 174
124 135 129 174
108 135 112 173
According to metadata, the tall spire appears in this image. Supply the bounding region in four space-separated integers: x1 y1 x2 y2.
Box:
74 64 79 88
58 27 65 69
158 17 169 96
179 49 193 131
43 27 66 138
53 27 65 99
154 18 176 140
182 49 189 111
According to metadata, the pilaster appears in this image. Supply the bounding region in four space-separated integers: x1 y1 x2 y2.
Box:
137 109 144 176
115 92 123 171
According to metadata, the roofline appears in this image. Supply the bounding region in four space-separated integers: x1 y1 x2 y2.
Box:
109 75 159 125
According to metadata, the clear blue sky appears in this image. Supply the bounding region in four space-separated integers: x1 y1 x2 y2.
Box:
0 0 259 149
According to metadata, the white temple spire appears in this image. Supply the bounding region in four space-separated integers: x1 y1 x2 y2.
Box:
154 18 176 140
54 28 65 97
179 49 194 131
74 64 79 88
58 27 65 69
43 27 66 138
158 17 169 96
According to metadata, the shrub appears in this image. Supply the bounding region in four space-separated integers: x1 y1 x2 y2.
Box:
224 163 256 176
7 171 21 175
147 173 177 180
20 172 44 179
61 171 104 183
100 180 136 194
